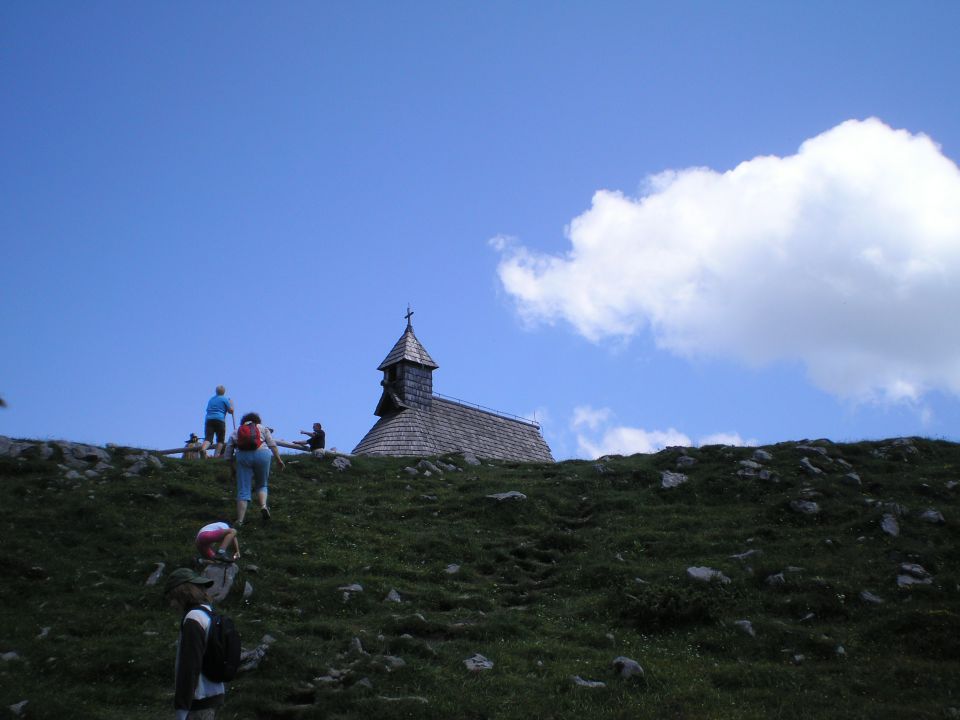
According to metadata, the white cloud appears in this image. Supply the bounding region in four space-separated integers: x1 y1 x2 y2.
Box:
496 118 960 403
697 432 756 447
570 407 753 458
577 425 691 459
571 405 612 431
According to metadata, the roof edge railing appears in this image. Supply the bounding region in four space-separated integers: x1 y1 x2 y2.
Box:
432 393 541 429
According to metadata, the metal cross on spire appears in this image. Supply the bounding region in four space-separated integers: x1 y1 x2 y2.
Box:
405 304 414 328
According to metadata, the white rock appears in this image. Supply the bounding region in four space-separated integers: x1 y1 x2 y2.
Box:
897 574 933 588
612 656 644 679
145 562 165 586
899 563 931 580
840 472 861 487
464 653 494 672
660 471 688 489
571 675 606 688
790 500 820 515
919 509 945 524
881 514 900 537
799 457 824 476
687 566 731 584
486 491 527 502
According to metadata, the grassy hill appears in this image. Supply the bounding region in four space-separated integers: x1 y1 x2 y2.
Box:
1 437 959 719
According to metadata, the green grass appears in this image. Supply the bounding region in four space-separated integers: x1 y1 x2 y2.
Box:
1 438 959 718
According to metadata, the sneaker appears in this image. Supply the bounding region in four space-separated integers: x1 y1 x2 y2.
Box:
261 506 271 522
215 549 235 563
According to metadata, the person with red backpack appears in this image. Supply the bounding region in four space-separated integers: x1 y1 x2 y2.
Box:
223 412 284 526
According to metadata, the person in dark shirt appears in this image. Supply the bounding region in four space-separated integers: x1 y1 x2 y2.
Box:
296 423 325 452
164 568 226 719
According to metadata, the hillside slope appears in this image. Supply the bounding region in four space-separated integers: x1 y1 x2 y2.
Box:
1 436 959 719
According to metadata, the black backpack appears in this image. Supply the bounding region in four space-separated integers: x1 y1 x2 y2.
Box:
187 606 242 682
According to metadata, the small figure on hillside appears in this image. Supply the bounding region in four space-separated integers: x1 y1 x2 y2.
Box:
164 568 227 719
294 422 325 452
196 521 240 563
200 386 235 458
183 433 202 460
223 412 284 526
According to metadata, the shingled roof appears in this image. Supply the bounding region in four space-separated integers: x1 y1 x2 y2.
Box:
377 324 438 371
352 397 554 463
354 313 554 463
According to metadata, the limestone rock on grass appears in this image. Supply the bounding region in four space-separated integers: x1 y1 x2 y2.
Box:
464 653 493 672
661 471 688 489
687 566 731 584
571 675 606 688
417 459 441 474
202 562 239 602
897 563 933 588
881 514 900 537
841 472 862 487
145 562 165 586
790 499 820 515
486 491 527 502
799 457 824 476
612 656 644 679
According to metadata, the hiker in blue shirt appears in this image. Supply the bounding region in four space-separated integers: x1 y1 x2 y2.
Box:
200 386 234 458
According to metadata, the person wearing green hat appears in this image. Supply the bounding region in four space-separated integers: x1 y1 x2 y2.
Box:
164 568 226 719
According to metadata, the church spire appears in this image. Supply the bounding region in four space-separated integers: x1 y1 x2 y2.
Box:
374 309 438 416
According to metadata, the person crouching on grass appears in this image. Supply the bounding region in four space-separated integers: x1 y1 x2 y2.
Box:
164 568 225 720
223 412 284 526
196 521 240 563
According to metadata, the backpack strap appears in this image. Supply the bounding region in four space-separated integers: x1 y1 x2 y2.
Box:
181 604 214 640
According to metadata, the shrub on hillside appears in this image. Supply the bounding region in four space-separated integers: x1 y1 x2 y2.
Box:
611 582 729 629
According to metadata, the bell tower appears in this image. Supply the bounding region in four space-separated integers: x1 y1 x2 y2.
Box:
374 307 439 416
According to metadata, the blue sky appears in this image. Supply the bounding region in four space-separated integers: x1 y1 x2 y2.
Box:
3 2 960 459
